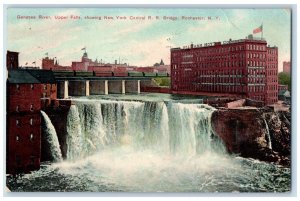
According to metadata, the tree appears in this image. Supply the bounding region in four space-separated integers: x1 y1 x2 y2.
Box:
278 72 291 91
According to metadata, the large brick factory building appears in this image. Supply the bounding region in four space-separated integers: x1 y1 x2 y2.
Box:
170 37 278 105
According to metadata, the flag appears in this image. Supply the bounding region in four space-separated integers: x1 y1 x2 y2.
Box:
253 25 263 34
32 61 36 64
81 47 86 50
25 62 28 65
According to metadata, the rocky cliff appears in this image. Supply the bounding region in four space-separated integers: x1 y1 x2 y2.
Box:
211 107 291 166
41 100 72 161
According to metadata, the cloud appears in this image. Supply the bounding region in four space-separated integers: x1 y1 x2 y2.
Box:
117 36 173 66
113 19 155 37
188 20 222 32
7 9 83 66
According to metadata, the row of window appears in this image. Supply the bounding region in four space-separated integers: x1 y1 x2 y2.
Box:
15 104 35 112
248 86 265 93
246 44 266 51
16 118 35 126
180 52 268 63
173 60 269 70
247 53 266 59
16 133 35 142
16 84 52 90
16 84 35 90
267 49 277 54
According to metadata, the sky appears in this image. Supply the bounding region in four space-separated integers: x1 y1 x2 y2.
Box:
6 7 291 71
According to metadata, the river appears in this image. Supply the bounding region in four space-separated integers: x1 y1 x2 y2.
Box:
6 94 291 192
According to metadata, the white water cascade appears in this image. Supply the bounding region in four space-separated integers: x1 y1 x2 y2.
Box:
66 99 226 160
41 111 63 162
11 98 289 193
263 119 272 149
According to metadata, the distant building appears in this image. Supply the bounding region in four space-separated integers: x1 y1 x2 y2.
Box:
278 84 288 92
283 61 291 74
42 57 71 71
171 38 278 105
278 90 291 102
42 51 170 75
6 51 19 70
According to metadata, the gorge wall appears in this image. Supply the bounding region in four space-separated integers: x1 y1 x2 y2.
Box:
41 100 291 166
211 108 291 166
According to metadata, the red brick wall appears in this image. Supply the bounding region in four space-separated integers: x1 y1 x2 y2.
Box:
171 39 277 105
8 84 42 113
88 65 113 72
265 47 278 105
7 51 19 70
41 84 57 100
7 83 42 174
278 85 288 91
42 58 55 70
7 113 41 173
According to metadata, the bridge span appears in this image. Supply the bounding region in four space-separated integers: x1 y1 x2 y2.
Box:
56 76 152 98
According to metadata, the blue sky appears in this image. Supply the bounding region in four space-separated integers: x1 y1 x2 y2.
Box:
6 8 291 70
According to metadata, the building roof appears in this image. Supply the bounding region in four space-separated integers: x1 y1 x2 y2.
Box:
26 69 56 83
8 70 40 84
7 69 56 84
279 90 291 97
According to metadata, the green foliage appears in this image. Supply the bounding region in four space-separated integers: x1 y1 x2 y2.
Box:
153 77 170 87
278 72 291 90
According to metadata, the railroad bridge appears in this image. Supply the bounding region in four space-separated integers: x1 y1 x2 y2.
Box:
56 77 152 98
54 71 169 98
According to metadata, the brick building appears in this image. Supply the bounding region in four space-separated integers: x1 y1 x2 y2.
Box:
7 70 42 174
283 61 291 74
6 67 57 174
171 38 278 105
265 46 279 104
7 51 19 70
26 69 57 100
278 84 288 91
42 57 71 71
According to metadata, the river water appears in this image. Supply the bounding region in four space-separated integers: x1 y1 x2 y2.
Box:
6 94 291 192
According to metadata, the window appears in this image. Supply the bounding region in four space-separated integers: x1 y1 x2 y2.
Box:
16 84 20 90
16 135 20 142
16 105 19 112
30 133 34 141
30 118 33 125
30 104 34 111
43 84 47 90
16 119 20 126
31 84 34 89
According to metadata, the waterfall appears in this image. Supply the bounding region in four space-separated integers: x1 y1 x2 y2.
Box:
65 99 225 160
40 111 63 162
263 119 272 149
